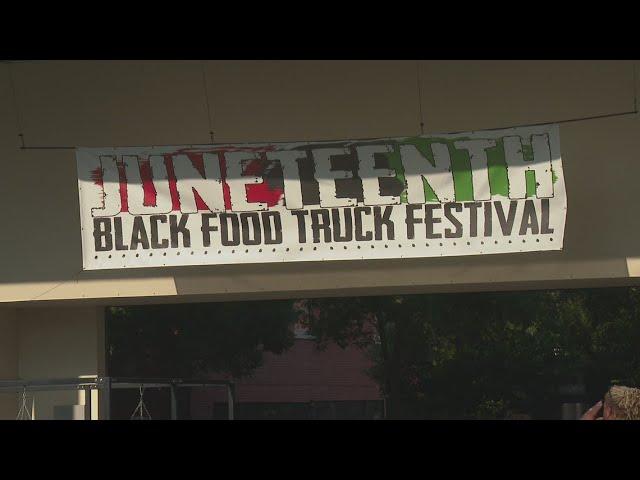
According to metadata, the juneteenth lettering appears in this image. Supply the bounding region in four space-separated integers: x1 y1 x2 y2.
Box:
87 134 559 254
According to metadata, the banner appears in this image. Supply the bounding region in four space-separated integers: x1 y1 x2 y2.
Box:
77 124 566 270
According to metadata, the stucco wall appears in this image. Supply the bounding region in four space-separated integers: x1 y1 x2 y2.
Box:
1 61 639 305
0 308 18 417
0 306 104 419
18 306 104 419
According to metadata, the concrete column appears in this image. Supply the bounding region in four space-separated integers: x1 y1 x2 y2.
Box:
0 308 19 419
16 306 106 419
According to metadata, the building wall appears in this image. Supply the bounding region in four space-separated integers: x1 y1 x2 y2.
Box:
1 61 639 306
190 338 381 419
192 338 380 405
0 306 105 419
0 308 18 418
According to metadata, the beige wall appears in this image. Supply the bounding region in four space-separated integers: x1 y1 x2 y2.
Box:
0 308 18 417
1 60 639 306
0 306 104 419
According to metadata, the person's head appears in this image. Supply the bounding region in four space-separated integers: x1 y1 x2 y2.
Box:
603 385 640 420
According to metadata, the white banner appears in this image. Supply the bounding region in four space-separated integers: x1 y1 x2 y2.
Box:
77 124 566 270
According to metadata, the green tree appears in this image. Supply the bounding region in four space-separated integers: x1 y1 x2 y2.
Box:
108 288 640 419
299 288 640 419
108 300 296 380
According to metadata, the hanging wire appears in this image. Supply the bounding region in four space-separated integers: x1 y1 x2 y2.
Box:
16 388 33 420
6 63 25 148
15 106 639 151
5 60 219 150
201 61 215 144
445 109 638 135
7 61 640 150
416 61 425 135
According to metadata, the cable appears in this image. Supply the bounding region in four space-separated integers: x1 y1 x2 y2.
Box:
6 63 25 148
416 61 425 135
445 109 638 135
11 62 640 150
201 61 215 144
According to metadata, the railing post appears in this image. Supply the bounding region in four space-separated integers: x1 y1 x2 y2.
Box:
84 386 92 420
98 376 111 420
170 383 178 420
227 382 235 420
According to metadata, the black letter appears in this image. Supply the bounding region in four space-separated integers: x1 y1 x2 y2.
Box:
262 212 283 244
130 216 150 250
170 214 191 248
114 217 129 250
151 215 169 249
374 206 395 240
519 200 539 235
93 218 113 252
540 198 554 234
219 213 240 246
464 202 481 237
425 204 442 239
311 209 332 243
494 201 518 236
332 208 353 242
291 211 309 243
483 201 492 237
201 214 218 247
240 212 262 245
354 207 373 241
405 204 422 240
444 203 463 238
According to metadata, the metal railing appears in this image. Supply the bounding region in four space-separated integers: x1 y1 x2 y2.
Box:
0 376 236 420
